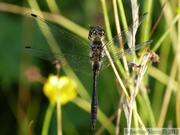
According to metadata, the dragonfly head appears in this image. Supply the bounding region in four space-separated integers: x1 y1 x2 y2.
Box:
88 26 105 41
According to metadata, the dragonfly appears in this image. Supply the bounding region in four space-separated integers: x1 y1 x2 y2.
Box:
24 13 152 130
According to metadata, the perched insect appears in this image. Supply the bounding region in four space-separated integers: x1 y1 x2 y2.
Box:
24 13 152 129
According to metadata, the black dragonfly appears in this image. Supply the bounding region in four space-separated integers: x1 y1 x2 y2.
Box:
24 13 152 130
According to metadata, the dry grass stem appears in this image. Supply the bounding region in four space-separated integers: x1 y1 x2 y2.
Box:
127 50 159 132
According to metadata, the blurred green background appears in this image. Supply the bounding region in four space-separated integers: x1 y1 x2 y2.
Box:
0 0 179 135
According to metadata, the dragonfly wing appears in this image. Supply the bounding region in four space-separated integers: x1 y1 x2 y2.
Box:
104 13 148 53
24 13 90 56
100 40 153 71
24 47 92 75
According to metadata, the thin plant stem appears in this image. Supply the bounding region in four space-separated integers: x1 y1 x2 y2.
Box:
157 45 179 128
176 90 180 127
56 63 62 135
28 120 34 135
95 111 117 135
46 0 60 13
128 50 157 133
140 87 156 127
130 0 139 50
101 0 129 98
127 0 139 131
100 0 113 40
141 0 153 42
41 103 56 135
116 0 131 79
148 66 179 90
177 0 180 127
133 109 148 135
115 93 124 135
112 0 121 34
117 0 128 29
149 0 168 39
112 0 130 76
0 2 89 40
152 15 180 51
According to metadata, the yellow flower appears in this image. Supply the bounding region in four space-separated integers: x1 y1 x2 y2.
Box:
43 74 78 105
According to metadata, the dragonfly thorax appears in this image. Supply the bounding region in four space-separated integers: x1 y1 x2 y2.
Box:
89 26 105 71
90 44 104 62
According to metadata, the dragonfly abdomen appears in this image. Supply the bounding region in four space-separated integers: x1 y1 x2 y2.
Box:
91 66 99 130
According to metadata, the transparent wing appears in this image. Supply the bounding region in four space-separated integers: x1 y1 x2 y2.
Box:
24 13 90 55
24 47 93 75
99 13 150 71
104 13 148 53
100 40 153 71
24 13 151 75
